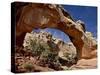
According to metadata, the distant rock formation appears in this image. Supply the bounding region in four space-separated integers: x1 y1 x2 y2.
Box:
23 31 76 63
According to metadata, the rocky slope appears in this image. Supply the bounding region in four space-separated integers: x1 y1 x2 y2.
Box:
15 31 78 72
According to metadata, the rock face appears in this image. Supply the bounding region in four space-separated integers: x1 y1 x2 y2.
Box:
58 42 77 64
81 31 97 59
71 31 97 69
15 2 97 71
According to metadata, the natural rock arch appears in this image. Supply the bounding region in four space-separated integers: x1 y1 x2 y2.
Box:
15 3 94 60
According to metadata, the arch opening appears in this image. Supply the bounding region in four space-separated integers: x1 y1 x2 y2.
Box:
23 28 77 66
33 28 71 43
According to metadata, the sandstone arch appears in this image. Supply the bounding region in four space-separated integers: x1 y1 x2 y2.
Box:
15 3 96 61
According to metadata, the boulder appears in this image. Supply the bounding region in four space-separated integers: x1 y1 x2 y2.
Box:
70 58 97 69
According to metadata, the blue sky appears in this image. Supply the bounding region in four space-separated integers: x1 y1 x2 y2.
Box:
63 5 97 38
33 5 97 43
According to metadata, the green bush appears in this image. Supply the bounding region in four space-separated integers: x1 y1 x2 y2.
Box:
63 52 75 63
23 63 34 71
29 38 58 63
30 39 46 56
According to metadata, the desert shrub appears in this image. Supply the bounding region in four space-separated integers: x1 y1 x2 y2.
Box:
23 63 34 71
29 38 58 58
24 34 60 68
63 52 76 64
41 50 57 62
30 39 46 56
